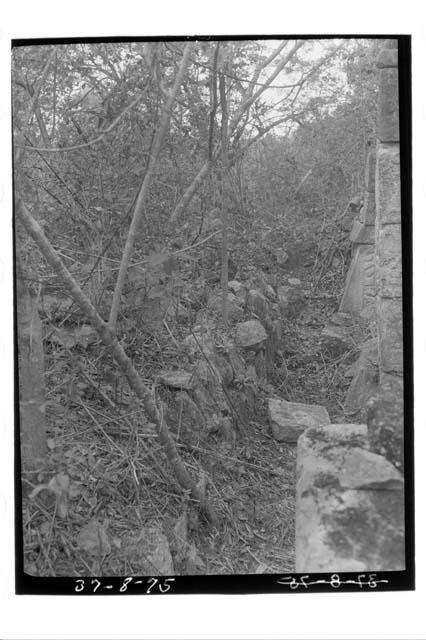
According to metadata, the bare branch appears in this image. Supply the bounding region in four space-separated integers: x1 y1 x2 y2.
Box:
14 47 56 164
16 86 150 153
16 197 220 528
108 42 193 333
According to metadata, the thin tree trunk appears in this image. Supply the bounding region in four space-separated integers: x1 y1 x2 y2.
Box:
218 70 229 326
108 42 193 333
16 198 219 528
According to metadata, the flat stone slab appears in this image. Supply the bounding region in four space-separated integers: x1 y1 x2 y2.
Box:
296 424 405 572
159 370 195 390
339 244 376 317
268 398 330 443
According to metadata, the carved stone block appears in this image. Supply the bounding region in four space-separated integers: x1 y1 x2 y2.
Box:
378 68 399 142
376 144 401 225
377 297 403 374
376 223 402 298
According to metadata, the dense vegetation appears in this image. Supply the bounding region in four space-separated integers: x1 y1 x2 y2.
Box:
14 38 379 576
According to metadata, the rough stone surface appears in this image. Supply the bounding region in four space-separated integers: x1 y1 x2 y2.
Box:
376 223 402 297
339 244 376 317
360 192 376 225
350 221 375 245
365 149 376 193
376 145 401 225
235 320 267 350
228 280 247 303
368 373 404 471
377 297 403 373
338 447 403 490
344 339 379 415
268 398 330 443
377 49 398 69
159 370 195 390
296 424 405 572
378 68 399 142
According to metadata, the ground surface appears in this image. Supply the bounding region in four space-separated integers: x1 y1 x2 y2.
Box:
21 211 366 576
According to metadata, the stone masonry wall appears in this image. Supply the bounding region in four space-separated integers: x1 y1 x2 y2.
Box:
295 40 405 572
368 39 404 470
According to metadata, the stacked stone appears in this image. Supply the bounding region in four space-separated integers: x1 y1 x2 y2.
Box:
368 39 404 470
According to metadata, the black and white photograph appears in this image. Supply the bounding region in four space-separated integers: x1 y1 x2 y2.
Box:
12 35 413 596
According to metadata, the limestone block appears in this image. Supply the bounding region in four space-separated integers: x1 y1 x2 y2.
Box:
377 297 403 373
296 424 405 572
349 220 363 242
344 340 379 414
378 68 399 142
228 280 247 304
368 373 404 470
235 319 267 350
339 245 376 316
338 447 403 490
377 49 398 68
360 191 376 225
365 149 376 193
376 223 402 297
268 398 330 443
376 144 401 225
159 370 195 390
350 221 375 245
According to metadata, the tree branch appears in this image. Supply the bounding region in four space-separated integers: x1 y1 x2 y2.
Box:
16 197 219 528
108 42 193 333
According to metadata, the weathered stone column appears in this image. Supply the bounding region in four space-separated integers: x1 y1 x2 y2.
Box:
368 39 404 470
